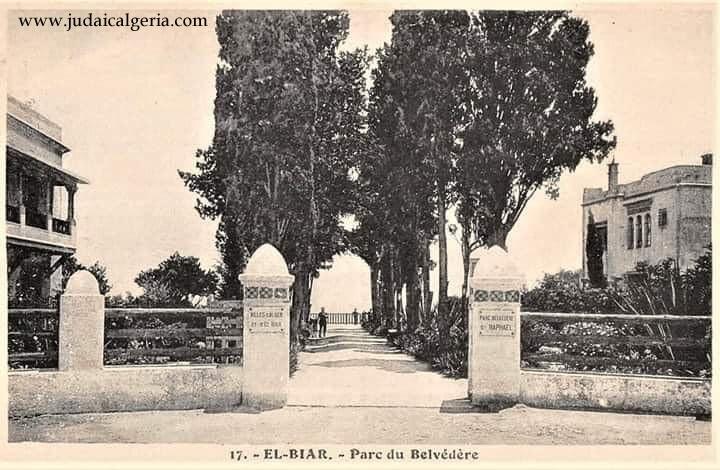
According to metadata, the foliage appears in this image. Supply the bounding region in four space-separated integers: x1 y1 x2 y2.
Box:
289 340 301 377
520 254 712 378
523 248 712 316
180 11 368 339
522 269 616 313
457 11 616 250
8 249 112 307
382 296 468 378
62 256 113 295
585 211 606 288
353 10 616 338
134 252 217 307
611 247 712 316
361 312 383 334
104 311 242 366
521 318 710 378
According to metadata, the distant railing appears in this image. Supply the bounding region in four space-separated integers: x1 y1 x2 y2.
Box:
6 204 20 223
324 312 363 325
24 208 47 229
104 308 243 365
8 309 59 370
52 218 71 235
521 312 711 377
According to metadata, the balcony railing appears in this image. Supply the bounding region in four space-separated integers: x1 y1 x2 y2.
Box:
6 205 20 223
52 218 71 235
24 208 47 230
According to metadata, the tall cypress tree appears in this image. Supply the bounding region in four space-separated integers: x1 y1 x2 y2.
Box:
586 211 606 288
180 11 367 341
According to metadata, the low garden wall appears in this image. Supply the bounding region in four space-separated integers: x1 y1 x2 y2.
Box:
8 271 245 418
520 370 710 417
9 364 244 418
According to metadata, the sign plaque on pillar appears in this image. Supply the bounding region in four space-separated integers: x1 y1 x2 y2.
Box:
239 244 294 410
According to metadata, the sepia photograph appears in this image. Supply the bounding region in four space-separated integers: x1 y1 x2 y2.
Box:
1 1 715 467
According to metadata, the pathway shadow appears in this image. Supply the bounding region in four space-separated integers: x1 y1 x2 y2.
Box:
352 349 404 355
305 342 395 353
308 335 387 344
310 357 429 374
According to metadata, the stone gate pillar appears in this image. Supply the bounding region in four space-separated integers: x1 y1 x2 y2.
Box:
239 243 294 410
59 270 105 371
468 246 524 410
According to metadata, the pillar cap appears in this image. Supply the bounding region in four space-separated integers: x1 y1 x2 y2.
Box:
471 246 523 280
64 270 100 295
239 243 294 285
243 244 290 276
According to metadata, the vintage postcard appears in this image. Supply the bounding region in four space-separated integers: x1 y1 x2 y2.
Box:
0 1 716 468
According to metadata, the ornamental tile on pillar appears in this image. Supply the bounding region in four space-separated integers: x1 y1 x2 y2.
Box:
468 246 524 411
239 243 294 410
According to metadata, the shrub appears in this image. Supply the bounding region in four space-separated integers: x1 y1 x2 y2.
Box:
522 269 616 313
362 312 382 333
520 252 712 377
611 247 712 316
387 296 468 378
289 340 301 377
522 247 712 316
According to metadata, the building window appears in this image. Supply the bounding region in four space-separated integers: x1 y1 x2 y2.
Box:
52 185 69 220
635 215 643 248
627 217 634 249
644 214 651 247
658 208 668 227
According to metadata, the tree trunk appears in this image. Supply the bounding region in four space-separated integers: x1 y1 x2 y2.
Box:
421 239 431 323
487 226 509 251
380 246 396 327
370 263 381 318
291 265 310 343
395 284 404 330
461 225 471 318
405 259 420 331
306 273 314 324
437 187 450 344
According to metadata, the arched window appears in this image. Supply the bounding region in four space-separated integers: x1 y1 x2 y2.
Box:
645 214 652 247
627 217 634 249
635 215 643 248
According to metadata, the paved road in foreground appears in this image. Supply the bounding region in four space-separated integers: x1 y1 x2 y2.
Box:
9 325 711 444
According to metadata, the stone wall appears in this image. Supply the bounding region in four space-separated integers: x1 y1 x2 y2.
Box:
520 370 711 417
9 365 244 417
8 271 245 418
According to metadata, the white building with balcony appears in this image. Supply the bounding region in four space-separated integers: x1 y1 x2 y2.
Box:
6 95 89 302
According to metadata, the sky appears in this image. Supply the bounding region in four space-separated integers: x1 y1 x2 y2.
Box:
5 5 715 312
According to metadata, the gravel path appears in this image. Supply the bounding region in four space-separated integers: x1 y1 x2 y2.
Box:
8 325 711 444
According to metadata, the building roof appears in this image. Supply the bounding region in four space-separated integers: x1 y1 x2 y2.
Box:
7 145 90 185
6 95 89 185
583 164 711 205
7 96 68 152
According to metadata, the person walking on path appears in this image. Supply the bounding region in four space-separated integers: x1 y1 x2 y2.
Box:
352 308 359 325
318 308 328 338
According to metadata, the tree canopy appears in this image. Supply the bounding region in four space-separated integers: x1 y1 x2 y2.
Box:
180 10 368 339
134 252 217 305
182 9 616 338
457 11 616 250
